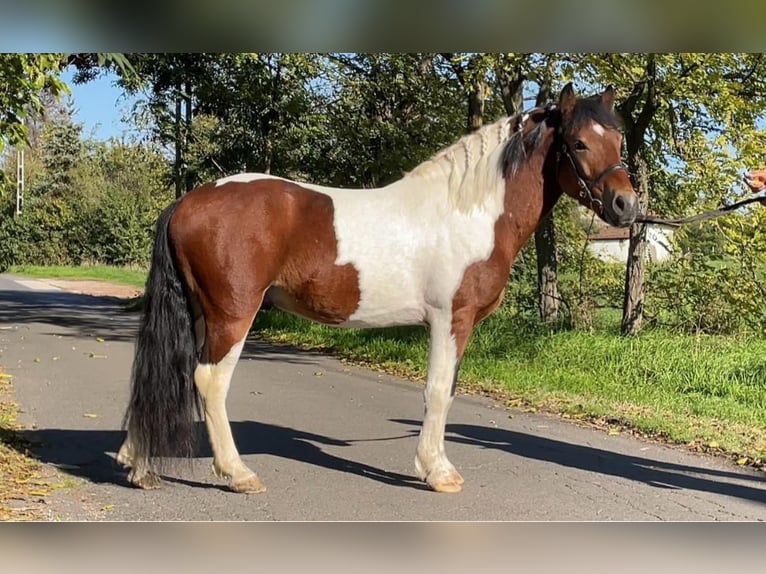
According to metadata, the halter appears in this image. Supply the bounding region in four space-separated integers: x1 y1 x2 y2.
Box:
557 135 628 213
539 102 628 213
514 105 629 213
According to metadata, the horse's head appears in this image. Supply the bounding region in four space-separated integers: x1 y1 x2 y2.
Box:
554 83 638 228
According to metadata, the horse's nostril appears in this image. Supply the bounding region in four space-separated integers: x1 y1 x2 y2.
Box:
614 195 626 213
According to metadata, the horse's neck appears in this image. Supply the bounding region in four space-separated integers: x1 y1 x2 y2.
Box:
501 139 562 250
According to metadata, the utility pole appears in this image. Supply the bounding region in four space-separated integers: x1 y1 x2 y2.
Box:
15 118 25 216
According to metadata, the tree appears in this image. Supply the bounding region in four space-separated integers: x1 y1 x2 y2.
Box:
191 53 324 181
34 100 83 197
576 53 766 334
531 55 561 324
1 53 134 156
320 54 465 187
0 54 69 155
112 54 215 198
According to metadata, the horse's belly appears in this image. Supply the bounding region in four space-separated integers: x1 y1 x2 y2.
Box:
339 301 426 328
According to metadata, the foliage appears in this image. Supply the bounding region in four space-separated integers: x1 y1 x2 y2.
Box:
574 53 766 333
4 52 766 339
320 54 466 187
0 53 69 154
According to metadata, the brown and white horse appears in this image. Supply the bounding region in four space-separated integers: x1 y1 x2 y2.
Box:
118 83 638 494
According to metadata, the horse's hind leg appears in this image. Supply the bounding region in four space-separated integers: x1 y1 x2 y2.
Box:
195 314 266 494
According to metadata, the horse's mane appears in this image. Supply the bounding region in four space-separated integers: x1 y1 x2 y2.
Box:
405 115 516 212
500 94 623 179
404 93 622 213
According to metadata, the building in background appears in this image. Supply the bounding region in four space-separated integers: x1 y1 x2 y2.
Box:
586 224 674 263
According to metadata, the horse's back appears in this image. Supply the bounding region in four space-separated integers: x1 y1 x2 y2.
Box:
169 177 365 325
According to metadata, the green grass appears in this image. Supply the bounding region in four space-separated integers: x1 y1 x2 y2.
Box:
8 265 148 289
255 306 766 465
9 265 766 465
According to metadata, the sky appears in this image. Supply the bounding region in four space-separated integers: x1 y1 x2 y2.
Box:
59 68 141 141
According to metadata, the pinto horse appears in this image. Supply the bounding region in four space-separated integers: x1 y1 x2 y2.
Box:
118 82 638 494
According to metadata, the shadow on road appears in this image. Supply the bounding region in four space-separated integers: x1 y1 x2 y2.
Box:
15 420 426 493
12 416 766 503
390 418 766 505
0 288 349 367
0 289 139 343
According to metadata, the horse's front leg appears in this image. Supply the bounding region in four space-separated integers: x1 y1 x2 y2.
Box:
415 310 474 493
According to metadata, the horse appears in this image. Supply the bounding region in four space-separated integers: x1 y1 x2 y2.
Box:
117 82 638 494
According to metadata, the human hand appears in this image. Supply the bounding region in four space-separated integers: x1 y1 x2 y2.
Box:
744 169 766 192
743 169 766 205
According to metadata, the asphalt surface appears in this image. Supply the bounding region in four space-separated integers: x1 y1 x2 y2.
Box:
1 272 765 521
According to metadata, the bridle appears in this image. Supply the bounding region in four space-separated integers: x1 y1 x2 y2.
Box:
556 130 629 214
526 104 762 229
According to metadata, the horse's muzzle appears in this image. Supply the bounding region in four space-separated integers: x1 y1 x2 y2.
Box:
601 189 638 227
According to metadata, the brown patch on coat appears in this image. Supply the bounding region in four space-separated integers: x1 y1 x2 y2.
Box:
169 179 361 363
450 126 560 359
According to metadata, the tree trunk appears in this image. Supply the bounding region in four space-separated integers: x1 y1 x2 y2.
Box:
174 81 183 199
184 79 194 192
467 78 485 133
535 215 559 322
533 58 559 323
621 152 649 335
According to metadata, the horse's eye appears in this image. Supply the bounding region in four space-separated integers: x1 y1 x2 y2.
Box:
574 140 587 151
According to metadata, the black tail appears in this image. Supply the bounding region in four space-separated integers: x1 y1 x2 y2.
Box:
123 201 200 465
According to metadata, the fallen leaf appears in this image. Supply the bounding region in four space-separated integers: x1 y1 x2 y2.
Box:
83 413 98 418
95 337 105 343
736 457 749 466
608 429 620 436
101 504 114 511
86 353 108 359
314 371 324 377
28 490 48 497
708 441 720 449
34 357 41 363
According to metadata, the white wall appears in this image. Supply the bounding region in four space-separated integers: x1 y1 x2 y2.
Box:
588 226 674 263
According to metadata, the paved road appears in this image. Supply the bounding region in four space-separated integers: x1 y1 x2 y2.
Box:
1 273 765 520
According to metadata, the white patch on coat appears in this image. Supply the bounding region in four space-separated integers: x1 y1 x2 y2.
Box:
194 337 255 482
215 173 275 186
591 123 606 137
212 114 527 329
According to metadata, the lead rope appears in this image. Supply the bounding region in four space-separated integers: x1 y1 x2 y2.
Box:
635 188 766 227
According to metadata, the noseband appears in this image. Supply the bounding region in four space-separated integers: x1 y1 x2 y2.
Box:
552 116 628 212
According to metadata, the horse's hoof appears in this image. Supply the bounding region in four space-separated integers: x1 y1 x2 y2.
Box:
129 471 163 490
428 478 463 493
230 474 267 494
426 469 464 493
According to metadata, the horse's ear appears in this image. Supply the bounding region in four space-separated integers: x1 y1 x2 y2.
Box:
600 85 616 112
558 82 576 116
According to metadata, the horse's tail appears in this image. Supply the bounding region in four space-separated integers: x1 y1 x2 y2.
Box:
123 200 200 466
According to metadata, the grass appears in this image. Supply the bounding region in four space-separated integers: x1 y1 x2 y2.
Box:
8 265 148 289
9 264 766 468
255 306 766 467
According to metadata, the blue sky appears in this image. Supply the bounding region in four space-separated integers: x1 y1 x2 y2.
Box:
59 68 141 141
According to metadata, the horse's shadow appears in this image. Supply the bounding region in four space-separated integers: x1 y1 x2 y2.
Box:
15 420 427 492
13 418 766 504
391 418 766 505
